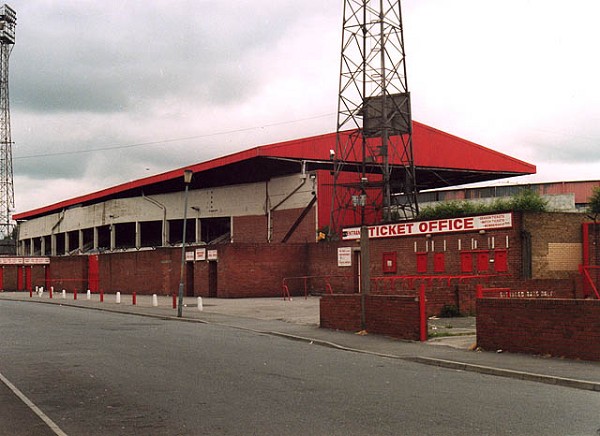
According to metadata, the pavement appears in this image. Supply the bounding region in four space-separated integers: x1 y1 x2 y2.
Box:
1 291 599 392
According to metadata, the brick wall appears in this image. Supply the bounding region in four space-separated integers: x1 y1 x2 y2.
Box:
232 207 316 244
194 243 308 298
47 257 88 292
233 215 268 243
522 212 588 280
308 241 358 293
99 249 180 295
477 298 600 361
18 211 588 305
320 294 362 331
320 294 422 340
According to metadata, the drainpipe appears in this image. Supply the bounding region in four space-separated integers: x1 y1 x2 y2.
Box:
51 209 65 233
142 192 167 246
49 209 66 255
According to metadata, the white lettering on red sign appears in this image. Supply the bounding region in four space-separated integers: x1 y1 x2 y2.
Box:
342 213 512 240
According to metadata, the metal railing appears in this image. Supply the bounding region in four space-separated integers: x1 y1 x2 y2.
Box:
580 265 600 299
282 275 353 300
371 274 507 294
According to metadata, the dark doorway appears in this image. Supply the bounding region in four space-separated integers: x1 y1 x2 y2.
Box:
208 261 218 297
185 262 194 297
354 251 361 293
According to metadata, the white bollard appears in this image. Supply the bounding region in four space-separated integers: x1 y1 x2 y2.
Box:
38 287 44 297
87 290 91 300
152 294 158 307
62 289 66 299
116 291 121 304
197 297 203 311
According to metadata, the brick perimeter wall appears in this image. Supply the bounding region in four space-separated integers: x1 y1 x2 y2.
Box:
320 294 421 340
477 298 600 361
48 257 88 292
10 211 588 303
320 295 362 331
196 243 308 298
99 249 180 295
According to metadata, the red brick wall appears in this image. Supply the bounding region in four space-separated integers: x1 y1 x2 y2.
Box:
22 212 587 305
232 207 316 244
365 295 421 340
320 295 362 331
271 207 316 244
1 265 49 291
99 249 180 295
194 243 308 298
232 215 268 243
47 257 88 292
307 241 358 293
477 298 600 361
320 294 421 340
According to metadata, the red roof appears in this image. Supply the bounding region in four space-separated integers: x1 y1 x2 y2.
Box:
14 122 535 220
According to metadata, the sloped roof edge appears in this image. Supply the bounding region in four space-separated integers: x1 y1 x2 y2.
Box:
14 123 535 220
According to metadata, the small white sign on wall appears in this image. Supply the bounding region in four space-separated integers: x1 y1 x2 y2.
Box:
207 249 218 261
185 251 195 262
195 248 206 261
337 247 352 267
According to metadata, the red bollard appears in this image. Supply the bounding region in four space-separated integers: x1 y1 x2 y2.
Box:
49 287 53 299
74 289 77 300
29 289 32 298
100 290 104 303
132 292 137 305
172 293 177 309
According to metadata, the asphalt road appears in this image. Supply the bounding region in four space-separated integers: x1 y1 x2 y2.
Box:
0 300 598 436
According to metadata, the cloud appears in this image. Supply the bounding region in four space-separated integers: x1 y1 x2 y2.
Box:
6 0 600 215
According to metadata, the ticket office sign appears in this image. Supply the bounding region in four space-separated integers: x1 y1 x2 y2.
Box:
342 213 512 240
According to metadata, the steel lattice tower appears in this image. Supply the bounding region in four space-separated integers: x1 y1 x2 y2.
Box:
330 0 417 236
0 4 15 241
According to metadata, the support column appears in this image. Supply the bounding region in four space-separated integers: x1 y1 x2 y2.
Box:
110 224 116 251
93 227 99 251
196 218 201 245
50 234 57 256
135 221 141 249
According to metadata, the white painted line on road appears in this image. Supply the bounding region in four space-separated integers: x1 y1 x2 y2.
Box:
0 370 68 436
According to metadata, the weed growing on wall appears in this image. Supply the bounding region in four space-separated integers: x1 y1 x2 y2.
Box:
587 187 600 221
418 189 548 219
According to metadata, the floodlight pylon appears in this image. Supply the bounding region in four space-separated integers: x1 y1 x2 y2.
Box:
330 0 418 237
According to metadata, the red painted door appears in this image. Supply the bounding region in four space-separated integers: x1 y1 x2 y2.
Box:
494 250 508 272
88 255 99 292
460 252 473 273
477 252 490 272
434 253 445 273
416 253 428 273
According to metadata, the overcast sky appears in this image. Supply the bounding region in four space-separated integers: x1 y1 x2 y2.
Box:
8 0 600 214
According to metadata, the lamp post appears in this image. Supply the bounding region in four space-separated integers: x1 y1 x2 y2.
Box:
177 169 193 318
